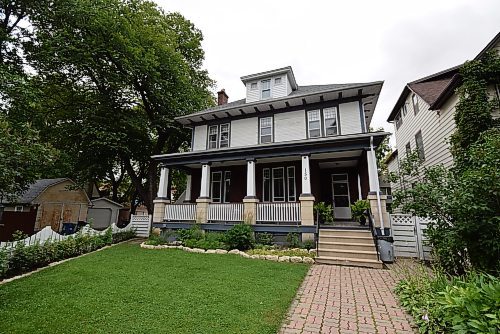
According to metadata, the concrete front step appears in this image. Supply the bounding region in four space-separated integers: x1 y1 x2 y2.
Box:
315 256 384 269
318 248 379 261
319 235 374 244
319 229 372 238
318 241 376 251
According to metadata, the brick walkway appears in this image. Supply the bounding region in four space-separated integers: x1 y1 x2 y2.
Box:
279 265 416 334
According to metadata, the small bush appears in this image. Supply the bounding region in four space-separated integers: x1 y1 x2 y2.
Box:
0 248 8 277
225 224 254 250
177 224 203 242
286 232 301 248
255 232 274 246
302 239 316 250
395 268 500 333
247 248 313 258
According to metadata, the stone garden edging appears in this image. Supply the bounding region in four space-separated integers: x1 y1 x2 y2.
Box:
139 242 316 264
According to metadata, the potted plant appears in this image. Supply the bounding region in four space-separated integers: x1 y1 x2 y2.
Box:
350 200 371 226
313 202 334 224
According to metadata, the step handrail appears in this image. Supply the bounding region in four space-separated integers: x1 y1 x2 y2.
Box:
367 209 380 261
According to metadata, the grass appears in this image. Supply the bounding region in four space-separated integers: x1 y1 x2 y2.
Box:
0 243 309 334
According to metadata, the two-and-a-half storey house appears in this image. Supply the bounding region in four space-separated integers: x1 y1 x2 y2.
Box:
151 66 390 267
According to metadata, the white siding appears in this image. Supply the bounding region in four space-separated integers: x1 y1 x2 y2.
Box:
286 74 293 95
274 110 306 142
230 117 258 147
339 102 362 135
245 75 290 103
192 125 207 151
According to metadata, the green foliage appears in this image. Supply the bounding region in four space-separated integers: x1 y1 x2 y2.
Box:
247 248 314 258
225 224 254 251
176 224 204 243
0 230 135 279
183 231 227 250
313 202 334 224
301 239 316 250
395 269 500 333
350 200 370 221
286 232 301 248
255 232 274 246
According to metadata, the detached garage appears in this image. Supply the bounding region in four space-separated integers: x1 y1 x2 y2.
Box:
87 198 123 230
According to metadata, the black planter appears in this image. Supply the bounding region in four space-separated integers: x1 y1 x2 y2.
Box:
359 216 366 226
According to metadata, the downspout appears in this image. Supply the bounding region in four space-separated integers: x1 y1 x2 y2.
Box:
370 136 385 235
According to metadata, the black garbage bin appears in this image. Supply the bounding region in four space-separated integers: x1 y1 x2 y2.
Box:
377 236 394 263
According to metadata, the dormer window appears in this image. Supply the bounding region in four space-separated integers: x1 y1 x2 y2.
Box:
274 77 282 85
261 79 271 99
250 82 257 90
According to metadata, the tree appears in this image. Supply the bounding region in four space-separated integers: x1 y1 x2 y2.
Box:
14 0 214 212
0 115 56 201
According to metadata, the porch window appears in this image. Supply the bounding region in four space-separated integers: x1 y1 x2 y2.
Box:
272 167 285 202
415 130 425 161
260 117 273 143
307 110 321 138
263 168 271 202
219 123 230 148
208 125 218 149
211 171 222 202
287 166 296 202
223 171 231 203
261 79 271 99
323 107 338 136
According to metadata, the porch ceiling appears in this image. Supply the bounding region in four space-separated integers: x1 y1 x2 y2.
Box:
153 132 389 168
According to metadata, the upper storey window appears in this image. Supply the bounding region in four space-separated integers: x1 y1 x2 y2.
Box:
307 110 321 138
323 107 338 136
250 82 257 90
274 77 282 85
261 79 271 99
207 123 230 149
412 94 420 115
395 112 403 130
260 117 273 143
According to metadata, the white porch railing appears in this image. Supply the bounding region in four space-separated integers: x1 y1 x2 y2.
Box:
207 203 244 223
164 204 197 222
256 202 301 223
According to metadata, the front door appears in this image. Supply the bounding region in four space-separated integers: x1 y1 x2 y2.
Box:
331 174 351 219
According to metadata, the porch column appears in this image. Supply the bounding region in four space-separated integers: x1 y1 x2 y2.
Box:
300 154 315 241
153 165 170 224
196 163 211 223
243 159 258 224
357 174 362 200
366 137 388 234
184 174 192 202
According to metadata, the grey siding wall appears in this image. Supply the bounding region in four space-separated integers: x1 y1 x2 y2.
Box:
192 124 207 151
339 102 362 135
230 117 258 147
274 110 306 142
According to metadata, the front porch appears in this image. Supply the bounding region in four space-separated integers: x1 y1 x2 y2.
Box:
152 133 391 241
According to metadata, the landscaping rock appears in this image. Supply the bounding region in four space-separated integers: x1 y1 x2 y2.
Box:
183 247 193 252
278 256 290 262
308 249 317 254
192 248 205 253
228 249 240 254
240 252 251 258
290 256 303 263
250 255 260 259
215 249 228 254
265 255 279 261
303 257 315 264
205 249 217 254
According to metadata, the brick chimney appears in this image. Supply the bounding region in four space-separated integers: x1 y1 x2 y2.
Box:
217 89 229 105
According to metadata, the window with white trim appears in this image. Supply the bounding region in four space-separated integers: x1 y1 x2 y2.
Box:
307 110 321 138
261 79 271 99
259 117 273 143
250 82 257 90
219 123 230 148
223 171 231 203
323 107 338 136
405 142 411 156
211 171 222 202
287 166 296 202
14 206 23 212
412 94 420 115
274 77 282 85
272 167 285 202
415 130 425 161
263 168 271 202
395 112 403 130
208 125 218 149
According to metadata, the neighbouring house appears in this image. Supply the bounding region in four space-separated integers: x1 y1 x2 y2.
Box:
0 178 90 241
87 198 124 230
151 66 390 268
387 32 500 196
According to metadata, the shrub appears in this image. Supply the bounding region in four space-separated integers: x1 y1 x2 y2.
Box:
395 268 500 333
247 248 313 258
225 224 254 250
286 232 301 248
176 224 203 242
0 248 8 277
255 232 274 246
313 202 333 224
302 239 316 250
145 234 163 246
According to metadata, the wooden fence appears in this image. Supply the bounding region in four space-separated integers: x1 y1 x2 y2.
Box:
256 203 301 224
164 204 197 222
207 203 244 223
130 214 152 237
390 213 432 260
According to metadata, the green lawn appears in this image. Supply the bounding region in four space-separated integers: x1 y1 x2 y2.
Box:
0 243 309 334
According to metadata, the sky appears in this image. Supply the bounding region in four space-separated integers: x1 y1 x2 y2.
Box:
154 0 499 140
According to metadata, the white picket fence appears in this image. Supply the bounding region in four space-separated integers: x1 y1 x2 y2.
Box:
256 203 301 223
207 203 244 223
390 213 432 260
164 204 197 221
130 214 152 237
0 222 133 250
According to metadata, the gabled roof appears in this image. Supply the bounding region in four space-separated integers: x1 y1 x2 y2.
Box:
176 81 384 126
91 197 124 208
2 178 69 204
